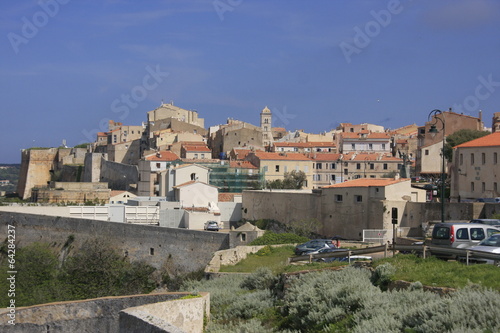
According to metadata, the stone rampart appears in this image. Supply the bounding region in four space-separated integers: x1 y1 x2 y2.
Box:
0 292 209 333
0 211 229 273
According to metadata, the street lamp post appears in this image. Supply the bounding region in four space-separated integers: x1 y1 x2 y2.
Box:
427 109 446 223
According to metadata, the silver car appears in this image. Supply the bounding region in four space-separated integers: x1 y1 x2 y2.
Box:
468 234 500 266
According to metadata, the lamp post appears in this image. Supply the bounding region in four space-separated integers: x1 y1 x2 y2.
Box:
427 109 446 223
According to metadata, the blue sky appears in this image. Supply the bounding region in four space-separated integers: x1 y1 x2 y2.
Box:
1 0 500 163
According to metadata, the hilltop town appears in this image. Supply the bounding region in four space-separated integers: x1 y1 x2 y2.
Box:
6 103 500 239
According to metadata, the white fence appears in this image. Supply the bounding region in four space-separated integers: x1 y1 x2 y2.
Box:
362 229 390 244
69 205 159 224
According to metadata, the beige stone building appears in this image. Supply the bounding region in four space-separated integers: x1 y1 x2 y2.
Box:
337 122 385 133
137 151 181 196
242 177 426 240
310 152 404 188
260 106 273 147
158 164 211 200
181 143 212 160
338 131 392 154
209 119 264 159
450 132 500 201
272 141 336 153
147 102 204 128
416 110 483 176
245 152 313 188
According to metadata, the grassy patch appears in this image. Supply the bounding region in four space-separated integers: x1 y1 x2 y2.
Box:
220 246 295 274
375 254 500 290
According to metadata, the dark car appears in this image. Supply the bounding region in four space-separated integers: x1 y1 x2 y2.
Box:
294 239 335 255
204 221 220 231
310 247 372 263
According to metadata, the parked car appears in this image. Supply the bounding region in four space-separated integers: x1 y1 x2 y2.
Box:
309 247 372 263
204 221 220 231
467 234 500 266
431 223 500 259
294 239 335 255
470 219 500 227
431 223 500 248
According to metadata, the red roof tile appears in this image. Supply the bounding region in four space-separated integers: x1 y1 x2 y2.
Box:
229 160 258 169
273 141 335 148
145 150 180 161
183 145 211 152
253 152 312 161
454 132 500 148
341 132 390 139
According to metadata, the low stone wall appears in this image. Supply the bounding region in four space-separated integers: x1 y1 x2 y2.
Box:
120 292 209 333
0 292 209 333
205 245 267 273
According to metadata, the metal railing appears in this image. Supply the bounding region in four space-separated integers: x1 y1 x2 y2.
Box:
288 244 500 266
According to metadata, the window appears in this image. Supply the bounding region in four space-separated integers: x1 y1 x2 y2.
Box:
351 144 355 150
495 182 498 193
495 152 498 164
471 182 475 192
313 174 321 181
356 163 361 170
470 228 485 241
331 175 336 181
482 153 486 165
354 195 362 202
150 248 155 255
354 174 362 179
382 144 386 150
316 163 322 169
456 228 469 240
191 173 197 180
471 153 475 165
383 163 388 170
275 165 280 172
335 194 343 202
284 166 288 173
370 163 374 170
240 233 247 242
344 168 348 175
331 163 336 169
460 153 463 165
425 150 429 156
201 153 205 158
194 153 198 159
369 143 373 150
264 126 268 131
482 182 486 192
263 166 268 172
156 163 161 168
304 166 309 172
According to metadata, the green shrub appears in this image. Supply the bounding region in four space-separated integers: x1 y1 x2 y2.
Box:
250 232 309 246
224 289 274 320
371 263 396 290
240 267 277 290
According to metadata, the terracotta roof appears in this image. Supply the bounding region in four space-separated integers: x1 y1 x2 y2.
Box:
309 153 342 161
380 155 403 161
274 141 335 148
145 150 180 161
229 160 258 169
218 193 239 202
341 132 390 139
183 145 211 152
179 141 207 146
97 132 107 137
350 153 381 161
272 127 287 132
110 190 126 197
253 152 312 161
322 178 409 188
231 148 252 160
454 132 500 148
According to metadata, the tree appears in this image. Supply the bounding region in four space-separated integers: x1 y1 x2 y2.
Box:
266 170 307 190
444 129 490 161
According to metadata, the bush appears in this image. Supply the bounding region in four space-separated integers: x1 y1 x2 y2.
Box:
240 267 277 290
371 263 396 290
250 232 309 246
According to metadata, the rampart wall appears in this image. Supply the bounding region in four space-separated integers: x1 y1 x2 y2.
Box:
0 212 229 273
